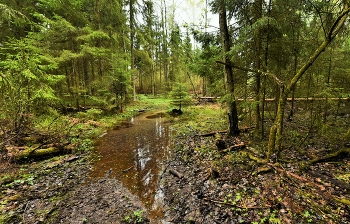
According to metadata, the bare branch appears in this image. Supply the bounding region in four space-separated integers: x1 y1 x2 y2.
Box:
215 60 283 87
307 0 327 37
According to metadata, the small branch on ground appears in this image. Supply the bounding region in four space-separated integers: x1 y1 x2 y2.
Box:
169 169 183 179
122 166 134 173
203 198 271 209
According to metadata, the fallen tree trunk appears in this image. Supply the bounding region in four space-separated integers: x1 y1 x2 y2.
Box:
15 147 62 161
7 142 72 162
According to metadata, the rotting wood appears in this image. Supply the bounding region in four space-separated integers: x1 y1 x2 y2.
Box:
198 97 220 103
198 127 253 137
7 141 72 162
169 169 183 179
267 163 326 190
240 126 255 133
241 151 267 164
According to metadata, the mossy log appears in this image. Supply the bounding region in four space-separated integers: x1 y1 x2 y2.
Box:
15 147 62 161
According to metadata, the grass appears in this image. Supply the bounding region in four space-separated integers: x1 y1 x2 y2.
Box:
171 104 227 136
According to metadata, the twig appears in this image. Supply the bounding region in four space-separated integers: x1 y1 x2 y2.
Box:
203 198 271 209
22 202 29 223
122 166 134 173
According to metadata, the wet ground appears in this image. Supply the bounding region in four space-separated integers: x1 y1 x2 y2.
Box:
90 111 172 222
0 111 173 224
0 152 150 223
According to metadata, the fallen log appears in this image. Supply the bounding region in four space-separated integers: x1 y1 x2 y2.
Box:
197 130 227 137
15 147 61 161
7 142 72 162
219 143 246 153
305 148 350 166
240 126 255 133
169 169 183 179
198 127 253 137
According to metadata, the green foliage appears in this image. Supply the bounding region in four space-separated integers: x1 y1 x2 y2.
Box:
169 82 192 110
0 35 64 133
124 210 144 223
76 109 103 121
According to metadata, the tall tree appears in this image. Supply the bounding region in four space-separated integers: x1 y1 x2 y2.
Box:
267 1 350 158
218 0 240 136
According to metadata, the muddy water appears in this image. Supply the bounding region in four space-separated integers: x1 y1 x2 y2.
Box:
90 111 171 220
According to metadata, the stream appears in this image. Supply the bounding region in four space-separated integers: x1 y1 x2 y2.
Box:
89 111 172 221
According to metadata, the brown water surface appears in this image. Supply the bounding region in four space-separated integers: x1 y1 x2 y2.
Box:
90 111 171 220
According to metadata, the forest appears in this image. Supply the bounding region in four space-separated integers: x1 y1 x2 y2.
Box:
1 0 350 223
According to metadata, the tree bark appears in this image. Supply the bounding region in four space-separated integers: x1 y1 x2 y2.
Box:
218 0 240 136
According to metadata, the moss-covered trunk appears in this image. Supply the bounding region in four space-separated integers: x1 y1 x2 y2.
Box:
266 3 349 159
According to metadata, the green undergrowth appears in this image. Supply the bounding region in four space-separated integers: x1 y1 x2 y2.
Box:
33 94 173 150
171 104 227 137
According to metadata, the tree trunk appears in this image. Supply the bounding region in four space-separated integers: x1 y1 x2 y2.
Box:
130 0 136 101
253 0 263 137
218 0 240 136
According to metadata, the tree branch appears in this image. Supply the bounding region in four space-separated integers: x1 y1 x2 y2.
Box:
328 3 350 40
215 60 284 87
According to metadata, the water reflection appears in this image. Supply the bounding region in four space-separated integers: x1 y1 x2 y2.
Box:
90 111 171 213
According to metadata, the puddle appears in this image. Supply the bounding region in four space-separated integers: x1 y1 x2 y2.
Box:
90 111 172 221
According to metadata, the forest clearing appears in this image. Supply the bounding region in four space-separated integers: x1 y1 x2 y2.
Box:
1 0 350 223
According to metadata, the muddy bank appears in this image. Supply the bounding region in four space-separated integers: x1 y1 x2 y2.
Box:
0 154 149 223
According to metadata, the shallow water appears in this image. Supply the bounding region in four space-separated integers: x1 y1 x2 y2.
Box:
90 111 171 220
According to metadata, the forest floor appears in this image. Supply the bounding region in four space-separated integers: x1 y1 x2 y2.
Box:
0 153 149 224
159 104 350 223
1 103 350 223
